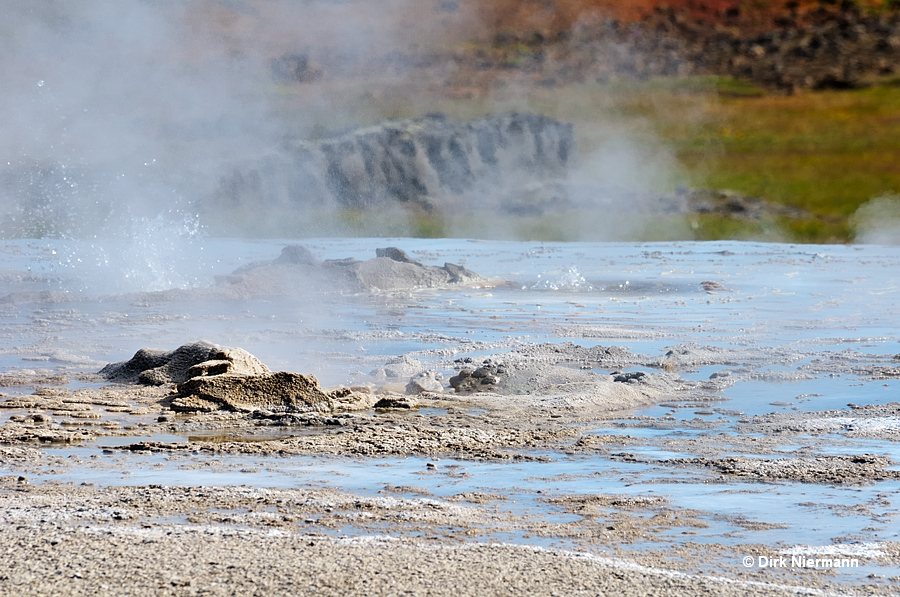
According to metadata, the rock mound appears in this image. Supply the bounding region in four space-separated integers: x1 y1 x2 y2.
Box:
333 248 484 290
449 342 685 412
216 245 492 295
171 371 333 413
100 342 269 385
100 342 375 414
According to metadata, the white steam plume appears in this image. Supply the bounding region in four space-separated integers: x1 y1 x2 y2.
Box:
852 195 900 245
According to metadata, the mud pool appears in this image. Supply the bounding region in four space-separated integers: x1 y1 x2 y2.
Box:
2 237 900 592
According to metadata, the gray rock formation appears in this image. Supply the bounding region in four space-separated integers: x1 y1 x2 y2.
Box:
683 188 809 221
375 247 422 266
100 342 375 414
449 364 503 393
216 245 493 295
213 113 574 213
99 342 269 385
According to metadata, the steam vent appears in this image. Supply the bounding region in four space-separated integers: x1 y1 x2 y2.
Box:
216 113 574 213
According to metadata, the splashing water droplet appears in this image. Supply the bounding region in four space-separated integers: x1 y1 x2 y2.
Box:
531 266 594 292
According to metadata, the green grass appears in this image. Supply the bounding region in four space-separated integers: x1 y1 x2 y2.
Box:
475 77 900 243
677 84 900 218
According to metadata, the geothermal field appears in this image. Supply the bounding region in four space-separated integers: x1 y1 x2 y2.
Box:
1 1 899 596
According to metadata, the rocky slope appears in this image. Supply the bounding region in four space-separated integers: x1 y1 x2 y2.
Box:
213 113 573 212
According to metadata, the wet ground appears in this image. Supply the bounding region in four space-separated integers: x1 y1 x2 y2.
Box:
1 237 899 594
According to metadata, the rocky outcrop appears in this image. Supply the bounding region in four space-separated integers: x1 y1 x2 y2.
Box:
100 342 375 414
99 342 270 385
210 97 814 227
215 245 493 295
671 5 900 91
171 371 335 413
449 363 504 393
213 113 574 213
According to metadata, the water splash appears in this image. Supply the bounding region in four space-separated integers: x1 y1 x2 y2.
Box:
53 211 207 294
529 266 594 292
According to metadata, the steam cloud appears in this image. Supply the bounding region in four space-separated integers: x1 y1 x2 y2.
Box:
0 1 283 238
0 1 474 235
852 195 900 245
0 0 687 258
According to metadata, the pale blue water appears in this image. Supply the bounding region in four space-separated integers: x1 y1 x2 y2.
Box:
5 238 899 377
2 237 900 582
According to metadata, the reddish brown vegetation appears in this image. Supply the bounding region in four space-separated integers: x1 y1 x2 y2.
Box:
475 0 890 35
461 0 900 92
